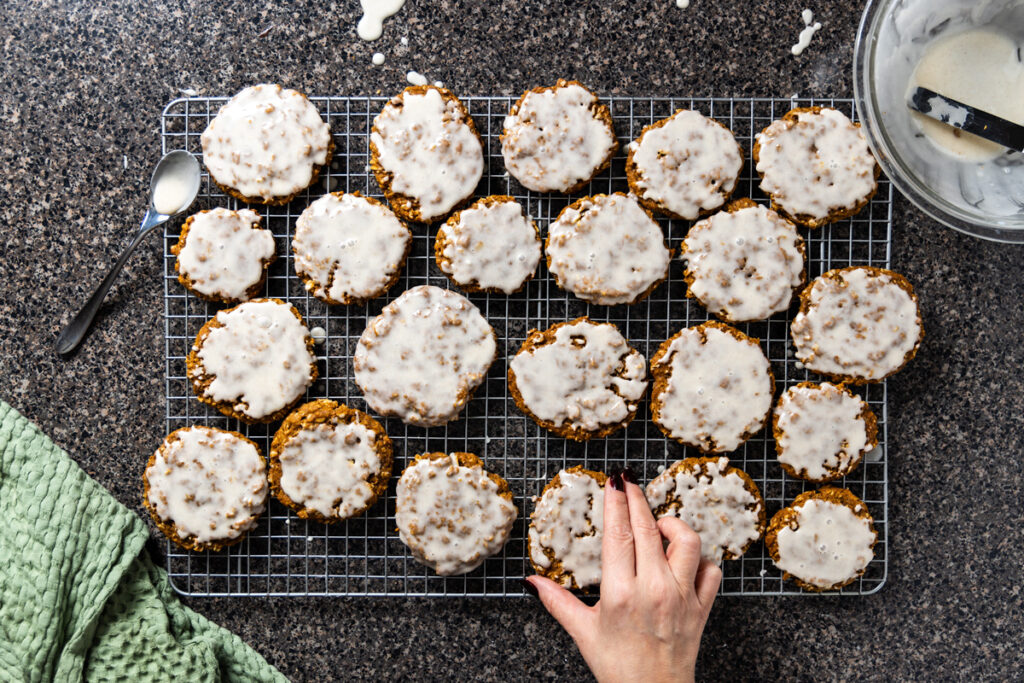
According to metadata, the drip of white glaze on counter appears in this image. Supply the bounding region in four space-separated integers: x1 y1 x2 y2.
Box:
791 9 822 56
908 28 1024 161
547 193 671 305
396 454 517 575
628 110 743 220
293 193 411 304
354 285 496 427
145 426 267 543
654 325 772 453
201 84 331 202
683 203 804 322
791 267 921 381
775 498 875 589
406 70 428 86
357 0 406 41
371 87 484 221
511 319 647 432
646 457 761 563
501 83 616 192
278 422 381 519
372 52 386 66
775 383 871 480
195 300 314 420
529 470 605 588
438 198 541 294
756 108 875 221
176 208 275 302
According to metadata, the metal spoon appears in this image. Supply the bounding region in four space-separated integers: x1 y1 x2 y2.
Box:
56 150 200 355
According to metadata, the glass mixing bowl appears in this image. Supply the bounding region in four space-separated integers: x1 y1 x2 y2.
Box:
854 0 1024 242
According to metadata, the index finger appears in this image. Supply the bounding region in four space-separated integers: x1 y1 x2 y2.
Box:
621 469 669 578
600 472 635 585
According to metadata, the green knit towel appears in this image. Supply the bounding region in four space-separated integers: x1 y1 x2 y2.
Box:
0 400 288 683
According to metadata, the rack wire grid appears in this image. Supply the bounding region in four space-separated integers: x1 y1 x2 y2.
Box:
161 94 891 597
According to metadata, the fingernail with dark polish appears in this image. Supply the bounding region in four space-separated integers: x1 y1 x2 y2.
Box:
607 471 622 490
521 578 539 598
621 466 638 485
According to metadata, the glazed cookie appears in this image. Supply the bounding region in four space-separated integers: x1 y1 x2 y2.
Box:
269 399 393 523
753 106 880 227
434 195 542 294
509 318 648 441
646 457 765 563
171 208 276 304
682 199 806 322
651 321 774 453
395 452 518 575
143 426 268 552
501 79 618 193
772 382 879 482
201 83 333 205
370 86 484 223
187 298 317 423
292 192 411 305
353 285 496 427
528 466 607 590
766 487 877 592
546 193 672 306
626 109 744 220
791 266 923 383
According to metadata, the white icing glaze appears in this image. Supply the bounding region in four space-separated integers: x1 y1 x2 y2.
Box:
908 28 1024 161
354 285 496 427
629 110 743 220
501 83 616 192
193 300 314 420
511 320 648 433
547 193 671 305
654 325 773 453
683 203 804 322
791 9 822 56
176 208 275 302
396 454 517 575
372 52 385 66
278 421 382 519
529 470 605 588
371 87 483 221
775 497 876 589
201 84 331 202
153 171 193 215
791 267 921 381
356 0 406 41
676 0 690 7
775 383 871 480
293 193 411 304
145 426 267 543
438 198 541 294
646 457 762 563
756 108 876 221
310 326 327 344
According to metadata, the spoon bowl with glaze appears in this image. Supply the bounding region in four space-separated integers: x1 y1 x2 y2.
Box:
56 150 200 355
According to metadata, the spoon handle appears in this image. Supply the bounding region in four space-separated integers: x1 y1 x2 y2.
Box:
56 214 165 355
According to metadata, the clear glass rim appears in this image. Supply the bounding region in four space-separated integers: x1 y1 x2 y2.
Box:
853 0 1024 244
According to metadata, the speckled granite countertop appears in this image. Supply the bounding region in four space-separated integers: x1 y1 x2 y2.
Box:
1 1 1022 680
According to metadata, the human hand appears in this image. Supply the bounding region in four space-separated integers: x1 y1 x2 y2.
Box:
524 468 721 683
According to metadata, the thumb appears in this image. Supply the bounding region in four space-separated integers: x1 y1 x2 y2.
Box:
525 576 593 640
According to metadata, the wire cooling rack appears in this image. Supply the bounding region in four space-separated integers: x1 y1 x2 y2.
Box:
160 94 891 597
